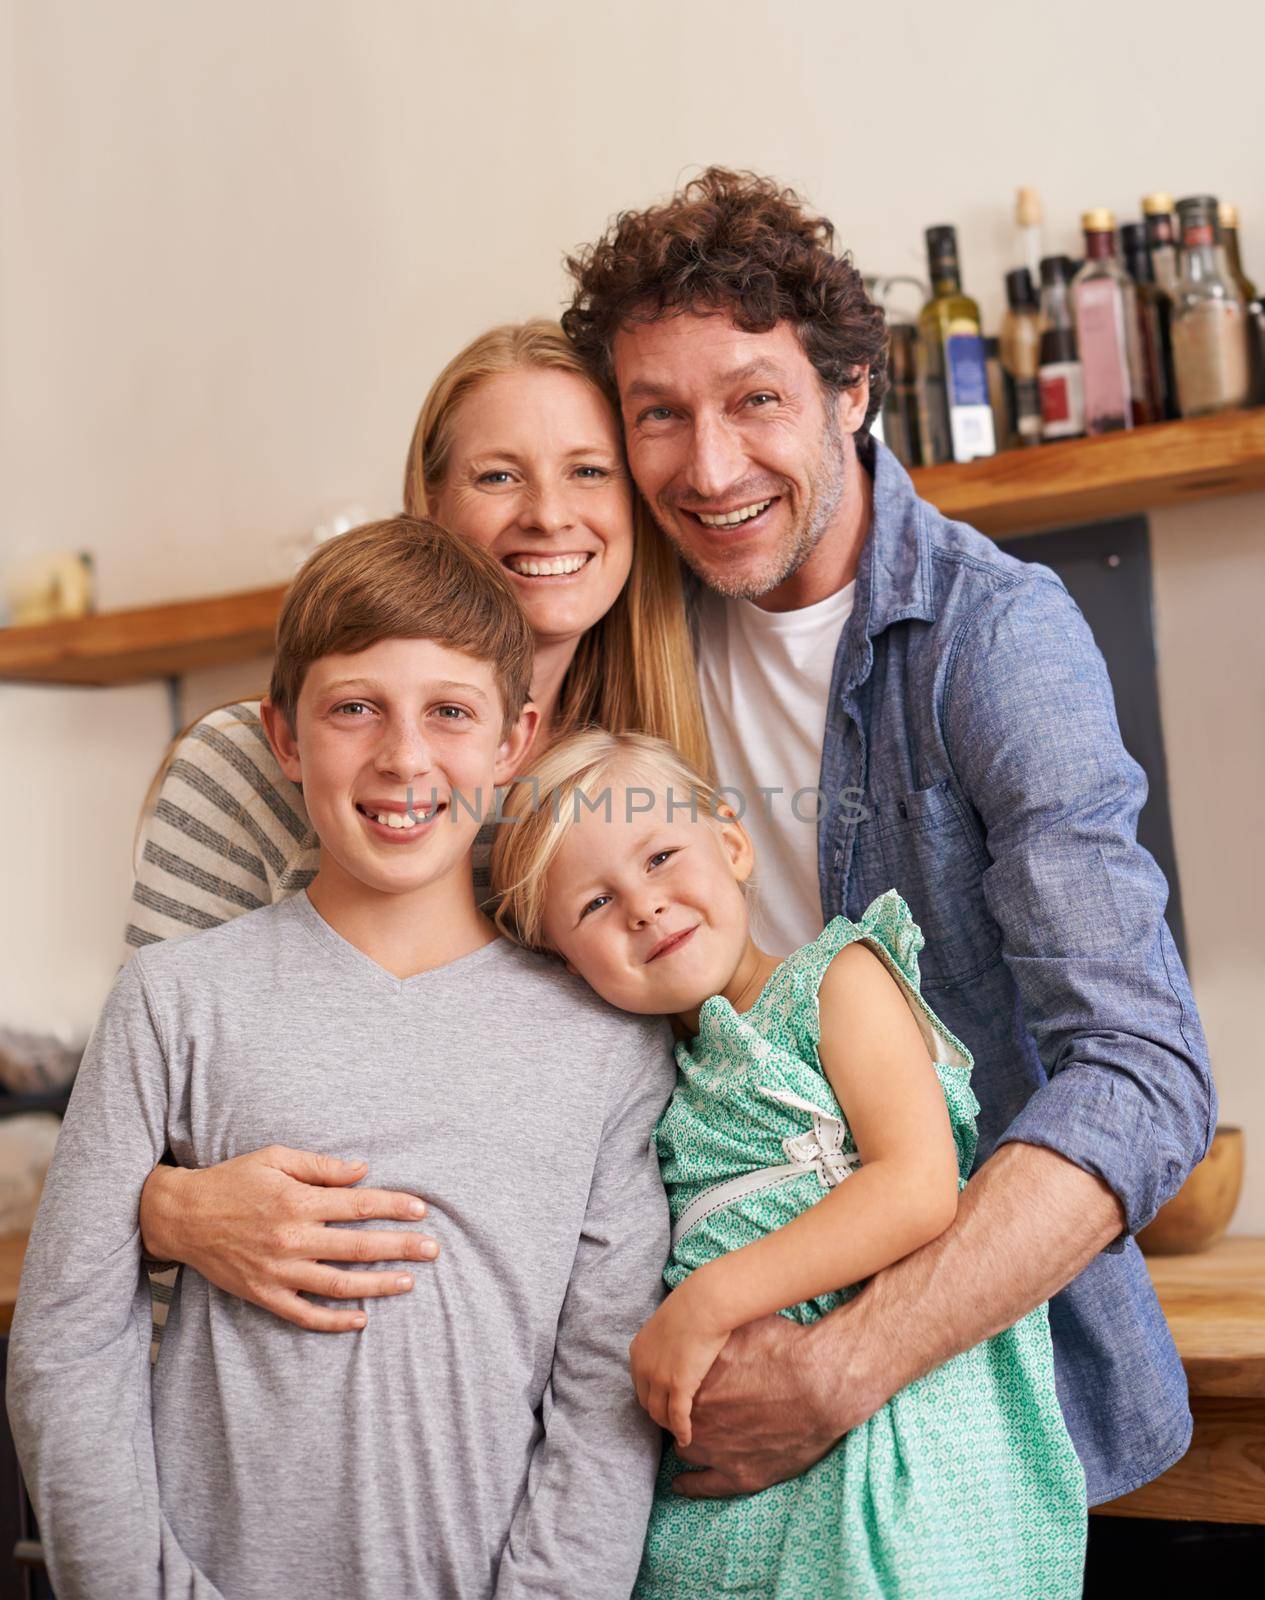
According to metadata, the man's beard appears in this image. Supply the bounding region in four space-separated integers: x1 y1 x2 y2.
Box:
657 404 849 603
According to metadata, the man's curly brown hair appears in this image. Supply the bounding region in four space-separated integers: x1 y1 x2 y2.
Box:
562 167 888 432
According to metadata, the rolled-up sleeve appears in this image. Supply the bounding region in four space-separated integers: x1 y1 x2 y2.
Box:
943 571 1216 1247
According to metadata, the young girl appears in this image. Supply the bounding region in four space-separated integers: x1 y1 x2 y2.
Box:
491 728 1088 1600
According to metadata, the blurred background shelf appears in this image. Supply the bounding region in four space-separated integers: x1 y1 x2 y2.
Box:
3 408 1265 688
0 584 286 687
911 406 1265 536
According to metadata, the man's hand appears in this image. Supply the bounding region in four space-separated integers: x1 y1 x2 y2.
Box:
672 1309 878 1497
139 1146 439 1331
675 1143 1125 1498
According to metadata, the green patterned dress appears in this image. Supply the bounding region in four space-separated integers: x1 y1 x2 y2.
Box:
633 891 1087 1600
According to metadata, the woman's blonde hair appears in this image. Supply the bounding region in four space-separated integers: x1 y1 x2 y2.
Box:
403 319 712 778
491 728 729 954
134 319 712 870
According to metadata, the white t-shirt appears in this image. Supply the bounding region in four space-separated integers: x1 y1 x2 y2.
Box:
696 580 856 956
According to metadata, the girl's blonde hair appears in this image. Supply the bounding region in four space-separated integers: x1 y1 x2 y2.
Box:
403 319 713 778
491 728 728 953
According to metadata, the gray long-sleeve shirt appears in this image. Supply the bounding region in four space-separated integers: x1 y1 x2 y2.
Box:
7 890 674 1600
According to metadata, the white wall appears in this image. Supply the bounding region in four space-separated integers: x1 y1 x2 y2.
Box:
2 0 1263 1225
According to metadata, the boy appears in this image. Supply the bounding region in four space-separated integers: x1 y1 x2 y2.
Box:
6 518 674 1599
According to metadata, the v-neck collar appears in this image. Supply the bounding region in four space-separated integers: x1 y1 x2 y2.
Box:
286 888 507 996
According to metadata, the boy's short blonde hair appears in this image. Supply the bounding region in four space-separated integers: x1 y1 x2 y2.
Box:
491 728 729 953
268 517 533 737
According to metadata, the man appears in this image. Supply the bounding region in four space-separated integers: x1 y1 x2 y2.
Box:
558 167 1214 1512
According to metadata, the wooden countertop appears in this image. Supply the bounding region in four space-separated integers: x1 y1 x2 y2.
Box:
1140 1236 1265 1399
1099 1237 1265 1523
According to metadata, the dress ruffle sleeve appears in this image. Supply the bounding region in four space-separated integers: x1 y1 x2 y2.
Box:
790 890 981 1181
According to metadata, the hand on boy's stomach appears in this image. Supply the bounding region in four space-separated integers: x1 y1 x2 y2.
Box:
150 1144 438 1334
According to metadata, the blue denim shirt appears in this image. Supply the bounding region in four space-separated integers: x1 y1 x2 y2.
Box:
811 435 1216 1503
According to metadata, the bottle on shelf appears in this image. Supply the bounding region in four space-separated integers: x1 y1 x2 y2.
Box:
999 267 1043 449
1218 203 1258 302
1170 194 1251 417
984 336 1010 450
917 225 996 464
881 323 923 468
1072 210 1145 430
1248 298 1265 406
1142 193 1180 294
1036 256 1085 443
870 274 927 469
1015 187 1044 287
1219 207 1265 405
1121 220 1176 423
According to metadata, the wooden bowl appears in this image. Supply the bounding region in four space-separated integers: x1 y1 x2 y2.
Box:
1137 1125 1244 1256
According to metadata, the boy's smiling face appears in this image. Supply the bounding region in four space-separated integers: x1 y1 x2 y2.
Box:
263 636 535 901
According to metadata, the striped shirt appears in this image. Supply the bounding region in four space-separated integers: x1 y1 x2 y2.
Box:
126 700 497 963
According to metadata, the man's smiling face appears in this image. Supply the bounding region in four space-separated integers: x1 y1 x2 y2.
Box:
612 312 868 609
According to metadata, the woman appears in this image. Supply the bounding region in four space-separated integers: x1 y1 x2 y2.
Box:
132 319 707 1330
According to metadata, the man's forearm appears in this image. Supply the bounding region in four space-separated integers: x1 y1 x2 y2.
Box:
810 1141 1125 1424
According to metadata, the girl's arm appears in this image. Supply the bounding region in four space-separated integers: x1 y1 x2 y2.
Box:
698 941 960 1315
630 941 960 1444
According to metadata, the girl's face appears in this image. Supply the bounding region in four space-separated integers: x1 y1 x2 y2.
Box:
540 769 755 1017
430 367 636 652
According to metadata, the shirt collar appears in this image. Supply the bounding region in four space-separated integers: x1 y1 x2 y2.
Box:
854 432 937 640
822 433 937 699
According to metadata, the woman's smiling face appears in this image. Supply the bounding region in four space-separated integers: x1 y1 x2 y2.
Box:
431 366 636 650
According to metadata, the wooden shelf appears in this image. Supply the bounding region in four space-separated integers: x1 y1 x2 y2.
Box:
0 584 287 687
912 405 1265 537
3 409 1265 687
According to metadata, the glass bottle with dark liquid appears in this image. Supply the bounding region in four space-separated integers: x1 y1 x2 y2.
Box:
1121 221 1173 426
1142 193 1180 294
1219 203 1258 302
999 268 1042 449
1037 256 1085 442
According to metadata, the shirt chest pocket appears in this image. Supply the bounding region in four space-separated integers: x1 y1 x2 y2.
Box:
855 780 1002 991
